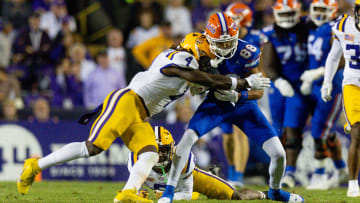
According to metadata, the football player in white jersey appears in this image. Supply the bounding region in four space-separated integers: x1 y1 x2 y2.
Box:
129 126 266 201
17 32 270 203
321 0 360 197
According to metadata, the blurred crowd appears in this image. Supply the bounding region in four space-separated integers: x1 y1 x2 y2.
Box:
0 0 354 122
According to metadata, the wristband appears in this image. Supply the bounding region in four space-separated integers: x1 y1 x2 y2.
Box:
239 91 248 101
230 77 237 90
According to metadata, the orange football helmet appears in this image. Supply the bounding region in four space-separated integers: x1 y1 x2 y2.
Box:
226 3 253 28
205 12 239 59
273 0 301 29
310 0 338 26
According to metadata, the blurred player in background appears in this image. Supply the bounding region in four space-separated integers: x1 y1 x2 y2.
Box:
301 0 347 190
261 0 309 189
321 0 360 197
17 33 269 203
160 12 303 203
130 126 266 201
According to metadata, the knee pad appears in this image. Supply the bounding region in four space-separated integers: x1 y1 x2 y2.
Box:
284 136 302 150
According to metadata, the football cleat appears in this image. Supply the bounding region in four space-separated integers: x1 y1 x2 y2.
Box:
268 188 304 203
306 173 330 190
157 197 171 203
17 158 41 195
281 174 295 189
114 189 153 203
347 188 360 197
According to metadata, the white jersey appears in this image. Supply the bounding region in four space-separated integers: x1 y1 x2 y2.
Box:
128 49 199 116
331 15 360 87
128 152 196 200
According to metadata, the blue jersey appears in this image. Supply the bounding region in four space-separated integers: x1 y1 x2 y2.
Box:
243 30 261 48
217 39 261 79
261 20 308 86
307 21 343 89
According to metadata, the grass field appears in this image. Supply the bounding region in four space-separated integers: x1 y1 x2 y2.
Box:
1 181 360 203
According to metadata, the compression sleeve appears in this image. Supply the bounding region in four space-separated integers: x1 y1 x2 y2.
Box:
324 37 343 83
173 174 194 200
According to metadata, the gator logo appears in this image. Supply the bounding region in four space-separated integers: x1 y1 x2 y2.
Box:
206 22 217 34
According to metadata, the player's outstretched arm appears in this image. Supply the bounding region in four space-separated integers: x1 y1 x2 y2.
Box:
261 42 282 80
161 66 270 91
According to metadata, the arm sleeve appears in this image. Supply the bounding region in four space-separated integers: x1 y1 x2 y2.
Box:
324 35 343 83
173 174 194 200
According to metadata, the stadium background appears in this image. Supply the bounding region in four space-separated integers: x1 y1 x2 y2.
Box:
0 0 354 186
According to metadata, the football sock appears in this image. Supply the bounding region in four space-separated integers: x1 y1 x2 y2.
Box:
349 180 359 190
38 142 89 170
233 171 244 183
228 165 234 180
262 137 286 190
285 165 296 175
167 129 199 187
268 188 290 202
334 160 346 169
123 151 159 191
314 159 326 174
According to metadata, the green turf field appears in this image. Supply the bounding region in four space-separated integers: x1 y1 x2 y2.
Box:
1 181 360 202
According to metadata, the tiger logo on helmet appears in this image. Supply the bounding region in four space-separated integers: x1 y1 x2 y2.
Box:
153 126 175 172
310 0 338 26
179 32 215 61
273 0 301 29
205 12 239 59
226 3 253 29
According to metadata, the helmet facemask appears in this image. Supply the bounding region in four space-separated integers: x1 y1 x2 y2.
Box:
152 144 174 174
207 33 238 59
310 3 336 26
274 7 300 29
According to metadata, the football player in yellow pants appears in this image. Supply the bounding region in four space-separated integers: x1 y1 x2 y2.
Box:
130 126 265 201
17 33 270 202
322 1 360 197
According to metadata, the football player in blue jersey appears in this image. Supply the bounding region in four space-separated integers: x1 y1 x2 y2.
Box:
261 0 309 189
159 12 304 203
301 0 347 190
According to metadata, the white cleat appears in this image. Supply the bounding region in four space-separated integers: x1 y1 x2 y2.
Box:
289 193 305 203
157 197 171 203
347 185 360 197
281 174 295 189
306 174 330 190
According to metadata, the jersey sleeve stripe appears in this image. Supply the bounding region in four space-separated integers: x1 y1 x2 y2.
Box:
338 14 348 32
167 51 180 60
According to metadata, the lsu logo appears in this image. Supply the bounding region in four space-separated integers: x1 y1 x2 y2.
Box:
206 22 216 34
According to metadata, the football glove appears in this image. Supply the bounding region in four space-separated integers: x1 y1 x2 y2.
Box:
188 83 208 96
321 82 333 102
210 57 224 68
274 77 294 97
300 81 312 96
300 67 325 83
214 89 239 103
245 73 271 90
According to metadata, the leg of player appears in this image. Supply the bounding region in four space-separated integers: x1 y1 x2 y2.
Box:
232 127 249 187
17 141 95 195
159 129 199 203
282 127 303 189
222 132 235 181
347 123 360 197
326 133 348 186
114 146 159 203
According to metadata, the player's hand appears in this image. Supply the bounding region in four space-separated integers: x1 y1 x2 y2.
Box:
245 73 271 90
210 57 224 68
155 190 164 199
321 82 333 102
300 81 312 96
138 189 149 198
214 89 239 103
300 67 325 83
188 83 208 96
274 77 294 97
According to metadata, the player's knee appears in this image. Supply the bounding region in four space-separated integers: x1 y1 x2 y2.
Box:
85 141 103 156
138 151 159 165
285 135 302 151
